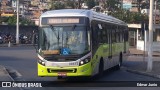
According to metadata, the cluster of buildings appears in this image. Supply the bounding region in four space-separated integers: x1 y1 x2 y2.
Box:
0 0 52 25
0 0 158 24
0 0 160 51
123 0 160 52
90 0 160 52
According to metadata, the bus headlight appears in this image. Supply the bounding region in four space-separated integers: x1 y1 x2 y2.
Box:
79 58 90 66
38 59 45 66
37 54 45 66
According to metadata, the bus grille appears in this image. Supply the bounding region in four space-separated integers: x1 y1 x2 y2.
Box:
47 68 77 73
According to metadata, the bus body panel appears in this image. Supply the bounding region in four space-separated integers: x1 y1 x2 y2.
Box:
37 9 129 77
91 42 127 75
38 62 92 77
90 44 109 75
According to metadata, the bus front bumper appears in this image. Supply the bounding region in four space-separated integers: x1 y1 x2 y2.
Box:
38 62 92 77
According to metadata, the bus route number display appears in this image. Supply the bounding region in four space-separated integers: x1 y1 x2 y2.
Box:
48 18 80 24
41 17 87 25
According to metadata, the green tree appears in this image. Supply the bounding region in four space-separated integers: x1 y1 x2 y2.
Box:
110 9 148 24
20 18 34 25
86 0 96 9
76 0 83 9
66 0 75 9
106 0 120 11
137 0 143 13
51 1 65 10
0 16 35 25
7 16 17 25
61 0 84 9
141 1 149 9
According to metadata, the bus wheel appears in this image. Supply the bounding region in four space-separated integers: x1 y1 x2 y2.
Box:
119 52 123 66
98 59 104 77
116 52 122 70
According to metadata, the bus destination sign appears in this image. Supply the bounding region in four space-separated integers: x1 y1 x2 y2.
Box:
48 18 79 24
41 17 86 25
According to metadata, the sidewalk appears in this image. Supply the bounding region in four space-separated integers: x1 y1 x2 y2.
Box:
0 65 12 81
129 47 160 56
0 65 20 90
124 47 160 79
0 43 34 47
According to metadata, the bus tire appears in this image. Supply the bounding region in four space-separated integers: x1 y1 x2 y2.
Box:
119 52 123 66
98 58 104 77
115 52 122 70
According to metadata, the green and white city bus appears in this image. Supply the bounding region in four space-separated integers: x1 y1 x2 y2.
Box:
37 9 129 79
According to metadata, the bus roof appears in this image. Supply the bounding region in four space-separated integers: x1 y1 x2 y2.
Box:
40 9 127 26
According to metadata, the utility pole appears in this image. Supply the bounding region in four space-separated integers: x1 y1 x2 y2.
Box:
0 3 1 24
16 0 19 44
147 0 154 72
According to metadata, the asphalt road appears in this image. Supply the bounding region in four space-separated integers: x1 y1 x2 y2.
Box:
0 46 160 90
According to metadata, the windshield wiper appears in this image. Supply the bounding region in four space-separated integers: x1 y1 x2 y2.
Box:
66 32 69 47
49 25 60 50
49 25 58 39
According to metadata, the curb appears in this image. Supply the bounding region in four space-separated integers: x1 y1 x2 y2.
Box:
129 54 160 57
123 66 160 79
0 65 13 80
0 44 36 48
4 66 30 90
5 67 23 81
0 65 21 90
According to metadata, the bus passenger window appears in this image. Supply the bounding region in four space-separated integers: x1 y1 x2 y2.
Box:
97 23 103 43
119 27 123 42
116 27 119 43
112 26 116 43
91 22 98 46
102 30 106 43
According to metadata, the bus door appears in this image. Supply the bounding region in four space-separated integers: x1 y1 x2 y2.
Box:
124 29 128 53
123 30 126 53
108 27 112 59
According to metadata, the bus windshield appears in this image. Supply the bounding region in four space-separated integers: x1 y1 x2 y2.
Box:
39 25 90 55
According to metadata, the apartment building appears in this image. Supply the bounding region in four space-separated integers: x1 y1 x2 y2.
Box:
130 0 138 12
123 0 149 12
0 0 14 17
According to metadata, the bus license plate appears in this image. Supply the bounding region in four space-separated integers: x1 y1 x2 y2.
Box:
58 72 67 76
